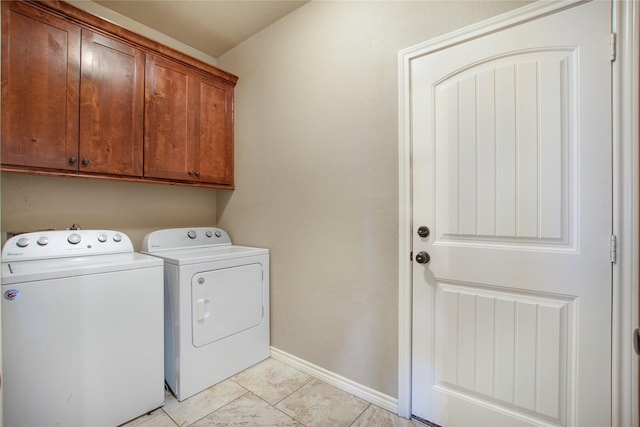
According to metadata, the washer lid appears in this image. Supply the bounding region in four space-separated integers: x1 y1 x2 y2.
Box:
1 252 162 285
142 245 268 266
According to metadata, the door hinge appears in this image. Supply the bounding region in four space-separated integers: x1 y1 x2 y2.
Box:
610 32 617 61
610 234 617 263
634 328 640 356
410 251 413 262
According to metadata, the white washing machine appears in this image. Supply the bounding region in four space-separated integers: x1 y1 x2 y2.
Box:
1 229 164 427
141 227 269 401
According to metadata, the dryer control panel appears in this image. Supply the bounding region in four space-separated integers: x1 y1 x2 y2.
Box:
142 228 231 253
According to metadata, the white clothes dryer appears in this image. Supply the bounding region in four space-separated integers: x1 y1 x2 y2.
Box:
142 227 269 401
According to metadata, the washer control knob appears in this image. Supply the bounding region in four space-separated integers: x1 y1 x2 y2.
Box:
16 237 30 248
187 230 197 239
98 234 108 243
113 234 122 243
37 236 49 246
68 233 81 245
215 230 222 238
205 230 213 238
197 277 205 284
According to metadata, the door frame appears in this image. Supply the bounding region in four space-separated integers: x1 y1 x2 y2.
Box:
397 1 639 425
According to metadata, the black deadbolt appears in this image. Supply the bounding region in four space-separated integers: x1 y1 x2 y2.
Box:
417 226 430 238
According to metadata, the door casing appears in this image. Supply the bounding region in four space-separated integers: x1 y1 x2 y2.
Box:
397 1 639 425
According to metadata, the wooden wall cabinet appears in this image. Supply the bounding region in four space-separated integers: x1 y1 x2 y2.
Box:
1 1 81 172
145 54 234 186
80 30 145 177
1 0 237 189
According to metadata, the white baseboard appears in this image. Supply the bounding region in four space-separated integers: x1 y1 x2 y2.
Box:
270 346 398 414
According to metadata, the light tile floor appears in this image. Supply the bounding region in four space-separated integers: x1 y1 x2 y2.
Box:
122 358 422 427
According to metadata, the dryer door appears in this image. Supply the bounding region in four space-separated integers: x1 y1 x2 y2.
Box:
191 263 264 347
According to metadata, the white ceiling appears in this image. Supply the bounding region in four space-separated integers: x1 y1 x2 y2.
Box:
94 0 309 58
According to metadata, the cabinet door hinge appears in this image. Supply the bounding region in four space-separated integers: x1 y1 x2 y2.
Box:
610 32 617 62
610 234 617 263
410 251 413 262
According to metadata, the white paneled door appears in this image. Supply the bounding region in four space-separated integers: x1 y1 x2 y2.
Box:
410 2 612 426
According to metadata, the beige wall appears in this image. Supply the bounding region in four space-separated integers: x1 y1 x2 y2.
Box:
1 173 217 249
217 1 527 397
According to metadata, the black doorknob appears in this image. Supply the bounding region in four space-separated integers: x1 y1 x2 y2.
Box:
415 251 430 264
417 226 430 238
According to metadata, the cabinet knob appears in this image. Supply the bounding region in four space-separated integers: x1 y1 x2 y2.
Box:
195 171 200 177
69 156 77 164
82 158 90 165
188 170 195 176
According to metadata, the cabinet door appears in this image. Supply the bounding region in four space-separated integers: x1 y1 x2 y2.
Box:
80 30 144 177
144 54 197 181
196 77 234 186
1 1 80 170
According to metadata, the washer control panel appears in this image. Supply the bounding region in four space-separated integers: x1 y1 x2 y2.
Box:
142 227 230 252
2 230 134 261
